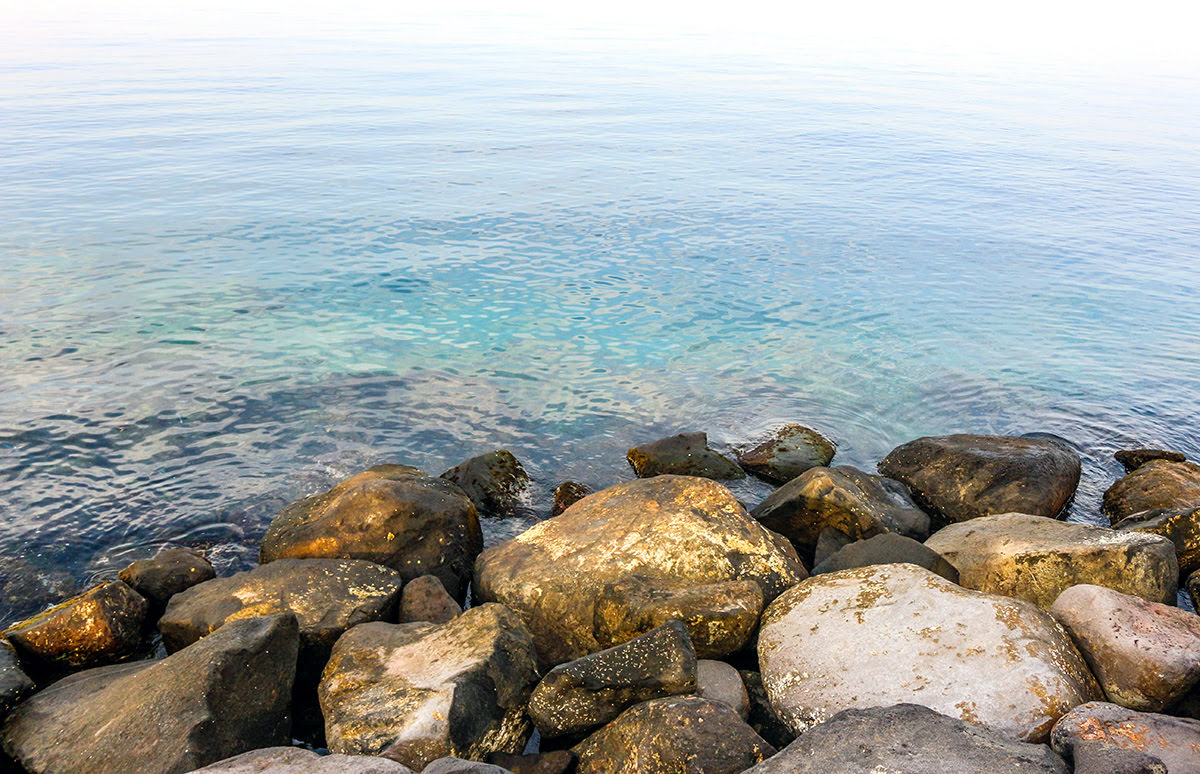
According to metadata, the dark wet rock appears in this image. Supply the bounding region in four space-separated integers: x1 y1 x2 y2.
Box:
485 751 575 774
811 532 959 582
528 620 696 738
1104 459 1200 522
441 450 530 519
0 561 77 626
572 695 774 774
1070 740 1168 774
118 547 215 611
0 641 33 721
1051 584 1200 712
1114 505 1200 577
1051 702 1200 774
925 513 1178 609
738 670 794 750
811 525 854 566
750 465 929 563
758 563 1101 742
743 703 1070 774
421 758 513 774
878 433 1081 524
695 660 748 720
400 574 461 624
190 747 415 773
626 433 745 480
1191 569 1200 608
1116 448 1188 473
736 425 836 484
550 481 591 518
475 475 804 666
592 576 763 659
3 581 148 673
0 613 298 774
319 603 538 770
260 464 482 602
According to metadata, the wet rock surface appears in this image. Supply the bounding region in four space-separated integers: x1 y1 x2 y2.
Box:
550 481 591 517
1114 505 1200 577
0 641 33 721
811 532 959 582
1103 459 1200 522
118 547 215 611
189 747 415 773
736 424 835 484
1115 448 1187 473
1051 702 1200 774
626 433 745 480
441 450 530 519
399 574 462 624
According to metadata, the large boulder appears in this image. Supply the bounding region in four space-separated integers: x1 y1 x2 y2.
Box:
878 434 1081 523
118 547 215 611
474 476 805 666
1051 702 1200 774
440 450 530 519
925 513 1178 609
758 563 1101 742
626 433 745 480
742 704 1070 773
0 613 298 774
750 465 930 562
189 747 414 773
736 425 836 484
810 532 959 582
319 603 538 770
527 620 696 738
572 696 775 774
1103 459 1200 522
0 640 33 721
1114 505 1200 577
1051 584 1200 711
259 465 482 602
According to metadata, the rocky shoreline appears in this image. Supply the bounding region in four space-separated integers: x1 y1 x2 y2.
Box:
1 427 1199 773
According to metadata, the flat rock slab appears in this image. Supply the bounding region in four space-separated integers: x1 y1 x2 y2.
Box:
0 640 34 721
259 465 482 602
573 696 775 774
189 747 414 773
743 704 1069 773
1051 702 1200 774
811 532 959 582
878 433 1081 523
474 475 805 666
758 563 1101 742
1051 584 1200 711
440 450 530 518
399 574 461 624
1114 505 1200 577
626 433 745 480
925 513 1178 609
751 465 929 562
736 425 836 484
1 614 298 774
119 547 215 610
1103 459 1200 522
319 604 538 770
1115 449 1187 473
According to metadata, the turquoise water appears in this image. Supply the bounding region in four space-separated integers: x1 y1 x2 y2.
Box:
2 14 1199 622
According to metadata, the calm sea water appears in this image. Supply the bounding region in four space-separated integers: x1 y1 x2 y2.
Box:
2 14 1199 623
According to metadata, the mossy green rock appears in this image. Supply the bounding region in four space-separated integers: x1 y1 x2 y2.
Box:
1103 459 1200 522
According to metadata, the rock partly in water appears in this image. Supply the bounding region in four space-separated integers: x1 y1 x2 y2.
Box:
319 603 539 770
528 620 697 738
1051 702 1200 774
878 433 1081 524
1103 459 1200 522
1116 449 1187 473
925 513 1178 609
190 747 415 773
485 751 574 774
742 703 1070 774
626 433 744 480
118 547 215 611
0 640 34 721
592 575 763 659
736 425 835 484
758 563 1101 742
695 660 749 720
2 581 148 674
0 613 298 774
550 481 591 518
1114 505 1200 577
399 574 462 624
475 476 805 666
750 465 930 563
259 465 482 602
440 450 530 519
572 696 775 774
811 532 959 582
738 670 795 750
1051 584 1200 712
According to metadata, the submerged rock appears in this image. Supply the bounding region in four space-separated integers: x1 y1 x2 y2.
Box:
441 450 530 518
1115 448 1187 473
1051 702 1200 774
878 433 1081 523
259 464 482 602
736 424 836 484
1114 505 1200 577
626 433 745 480
0 640 34 721
550 481 591 517
1103 459 1200 522
811 532 959 582
925 513 1178 608
399 574 462 624
474 475 805 666
118 547 215 611
191 747 414 773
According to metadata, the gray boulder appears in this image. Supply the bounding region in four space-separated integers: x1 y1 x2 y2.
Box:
420 758 513 774
695 660 749 720
1103 459 1200 522
1070 742 1167 774
811 532 959 582
0 640 33 721
440 450 530 519
736 425 836 484
1114 505 1200 577
1051 702 1200 774
626 433 745 479
1115 448 1187 473
188 747 414 773
119 547 215 610
400 574 462 624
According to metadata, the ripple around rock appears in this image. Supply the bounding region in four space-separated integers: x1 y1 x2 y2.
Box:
626 433 745 480
736 424 836 485
440 449 530 519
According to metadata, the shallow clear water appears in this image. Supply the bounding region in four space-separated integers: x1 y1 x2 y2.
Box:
2 14 1199 623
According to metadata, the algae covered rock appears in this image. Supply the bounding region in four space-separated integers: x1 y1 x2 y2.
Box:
736 424 836 484
1113 505 1200 577
441 450 530 518
1103 459 1200 522
626 433 744 480
118 547 215 610
1051 702 1200 774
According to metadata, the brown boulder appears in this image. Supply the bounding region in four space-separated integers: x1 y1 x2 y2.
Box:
1114 505 1200 577
440 450 530 518
1051 702 1200 774
118 547 215 610
3 582 147 674
626 433 744 479
1103 459 1200 522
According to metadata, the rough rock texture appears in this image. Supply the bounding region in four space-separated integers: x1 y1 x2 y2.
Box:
485 751 574 774
925 513 1178 609
421 758 513 774
736 425 836 484
626 433 745 480
189 747 415 773
1070 741 1168 774
440 450 530 519
259 465 482 602
1116 449 1187 473
319 603 538 770
1051 584 1200 711
3 581 148 673
878 433 1081 523
592 576 763 659
550 481 591 518
0 640 34 721
758 563 1101 742
1191 569 1200 608
742 704 1070 774
399 574 462 624
811 532 959 582
811 526 855 566
118 547 215 610
1051 702 1200 774
528 621 697 738
475 476 805 666
695 660 749 720
1114 505 1200 577
0 613 298 774
1103 459 1200 522
572 696 775 774
750 465 930 562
